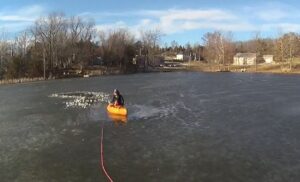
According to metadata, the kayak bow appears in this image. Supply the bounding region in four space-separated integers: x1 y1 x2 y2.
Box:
107 104 127 116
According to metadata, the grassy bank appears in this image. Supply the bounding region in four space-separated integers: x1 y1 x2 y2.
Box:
0 77 45 85
2 62 300 86
188 62 300 74
0 66 184 86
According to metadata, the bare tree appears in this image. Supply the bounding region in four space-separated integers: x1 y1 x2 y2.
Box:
192 43 204 61
140 28 163 67
285 33 299 70
171 40 179 52
275 32 299 71
0 29 9 78
202 31 234 68
15 31 31 57
253 32 261 71
31 12 67 77
98 28 135 70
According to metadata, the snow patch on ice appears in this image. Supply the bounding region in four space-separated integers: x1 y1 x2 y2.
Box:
49 91 110 109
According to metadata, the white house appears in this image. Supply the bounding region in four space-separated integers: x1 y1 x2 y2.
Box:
176 53 190 61
233 53 256 65
263 55 274 64
176 53 184 60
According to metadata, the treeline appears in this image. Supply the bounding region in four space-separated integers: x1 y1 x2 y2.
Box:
1 12 300 79
0 13 97 79
0 13 163 79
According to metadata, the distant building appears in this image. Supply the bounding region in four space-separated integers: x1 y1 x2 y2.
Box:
161 52 176 61
176 53 190 61
263 55 274 64
233 53 256 65
176 54 184 60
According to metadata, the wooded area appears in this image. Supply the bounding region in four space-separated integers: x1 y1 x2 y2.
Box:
1 12 300 80
0 13 164 79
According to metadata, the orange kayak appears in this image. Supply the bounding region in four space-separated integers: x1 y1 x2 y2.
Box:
107 104 128 116
107 113 127 123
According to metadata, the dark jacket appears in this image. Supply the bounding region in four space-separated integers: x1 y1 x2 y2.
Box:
111 94 125 106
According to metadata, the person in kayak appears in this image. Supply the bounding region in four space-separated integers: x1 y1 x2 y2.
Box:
110 89 125 106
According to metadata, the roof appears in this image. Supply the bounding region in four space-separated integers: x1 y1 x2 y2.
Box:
234 53 256 58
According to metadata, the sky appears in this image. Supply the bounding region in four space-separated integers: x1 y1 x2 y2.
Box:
0 0 300 45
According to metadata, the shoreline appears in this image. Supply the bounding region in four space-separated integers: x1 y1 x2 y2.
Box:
0 68 183 86
2 64 300 86
187 62 300 75
0 77 46 85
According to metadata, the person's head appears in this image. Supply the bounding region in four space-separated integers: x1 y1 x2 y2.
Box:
113 89 120 96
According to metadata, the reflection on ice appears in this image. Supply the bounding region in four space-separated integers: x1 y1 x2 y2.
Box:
49 91 110 109
108 113 127 123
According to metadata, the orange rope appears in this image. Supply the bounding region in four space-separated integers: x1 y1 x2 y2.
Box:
100 126 114 182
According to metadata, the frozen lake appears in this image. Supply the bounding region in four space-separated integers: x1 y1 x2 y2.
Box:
0 72 299 182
